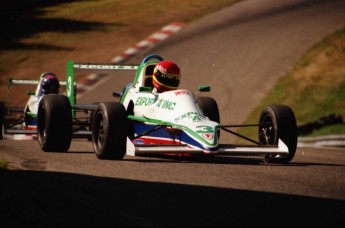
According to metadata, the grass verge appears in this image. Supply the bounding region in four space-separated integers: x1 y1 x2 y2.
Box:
238 26 345 142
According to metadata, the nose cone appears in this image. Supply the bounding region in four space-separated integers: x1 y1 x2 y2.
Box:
195 124 220 150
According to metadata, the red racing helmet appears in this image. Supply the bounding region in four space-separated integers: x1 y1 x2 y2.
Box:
152 60 181 92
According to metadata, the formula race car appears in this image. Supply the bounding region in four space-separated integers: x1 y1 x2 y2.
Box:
0 73 91 141
33 54 298 164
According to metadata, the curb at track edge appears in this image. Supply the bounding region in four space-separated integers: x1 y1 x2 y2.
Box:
76 22 186 97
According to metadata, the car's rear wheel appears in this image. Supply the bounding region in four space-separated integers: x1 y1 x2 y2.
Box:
258 105 297 164
92 102 128 160
37 95 72 152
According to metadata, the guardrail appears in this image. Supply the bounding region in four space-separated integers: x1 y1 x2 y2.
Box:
298 135 345 148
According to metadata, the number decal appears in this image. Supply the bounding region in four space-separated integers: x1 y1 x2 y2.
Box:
196 126 214 133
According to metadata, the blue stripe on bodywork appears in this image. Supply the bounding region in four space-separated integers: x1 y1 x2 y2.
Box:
133 123 218 152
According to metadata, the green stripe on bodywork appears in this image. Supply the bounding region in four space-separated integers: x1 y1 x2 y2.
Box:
27 112 37 117
127 115 220 147
132 63 146 85
120 85 131 104
120 59 160 104
66 60 76 118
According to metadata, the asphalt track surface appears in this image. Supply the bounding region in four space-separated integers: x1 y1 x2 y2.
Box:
1 0 345 227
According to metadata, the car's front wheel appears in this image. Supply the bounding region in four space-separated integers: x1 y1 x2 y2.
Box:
258 105 297 164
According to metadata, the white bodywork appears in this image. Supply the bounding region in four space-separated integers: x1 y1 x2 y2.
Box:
123 87 289 157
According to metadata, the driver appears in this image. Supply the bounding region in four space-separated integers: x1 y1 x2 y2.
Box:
24 72 60 126
152 60 181 93
36 72 60 96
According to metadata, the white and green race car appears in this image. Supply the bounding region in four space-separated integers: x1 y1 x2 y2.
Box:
35 54 298 164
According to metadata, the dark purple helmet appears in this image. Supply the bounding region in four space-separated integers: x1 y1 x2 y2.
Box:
40 72 60 95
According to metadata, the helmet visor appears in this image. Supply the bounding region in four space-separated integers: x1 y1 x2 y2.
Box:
154 70 180 88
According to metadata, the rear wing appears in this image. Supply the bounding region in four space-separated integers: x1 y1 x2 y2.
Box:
9 79 69 86
66 61 139 115
65 54 164 114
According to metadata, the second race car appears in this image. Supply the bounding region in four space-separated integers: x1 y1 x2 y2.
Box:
0 72 91 141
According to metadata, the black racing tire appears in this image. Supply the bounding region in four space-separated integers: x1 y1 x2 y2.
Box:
196 96 220 123
37 95 73 152
0 102 4 140
197 96 220 139
258 105 297 164
87 108 97 141
92 102 128 160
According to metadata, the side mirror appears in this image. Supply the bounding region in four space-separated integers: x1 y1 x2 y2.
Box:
139 86 152 92
198 86 210 92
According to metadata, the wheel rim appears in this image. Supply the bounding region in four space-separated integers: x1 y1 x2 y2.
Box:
259 115 275 145
38 105 46 144
260 115 280 162
95 112 105 149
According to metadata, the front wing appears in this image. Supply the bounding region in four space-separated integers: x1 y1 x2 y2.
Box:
126 138 289 157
